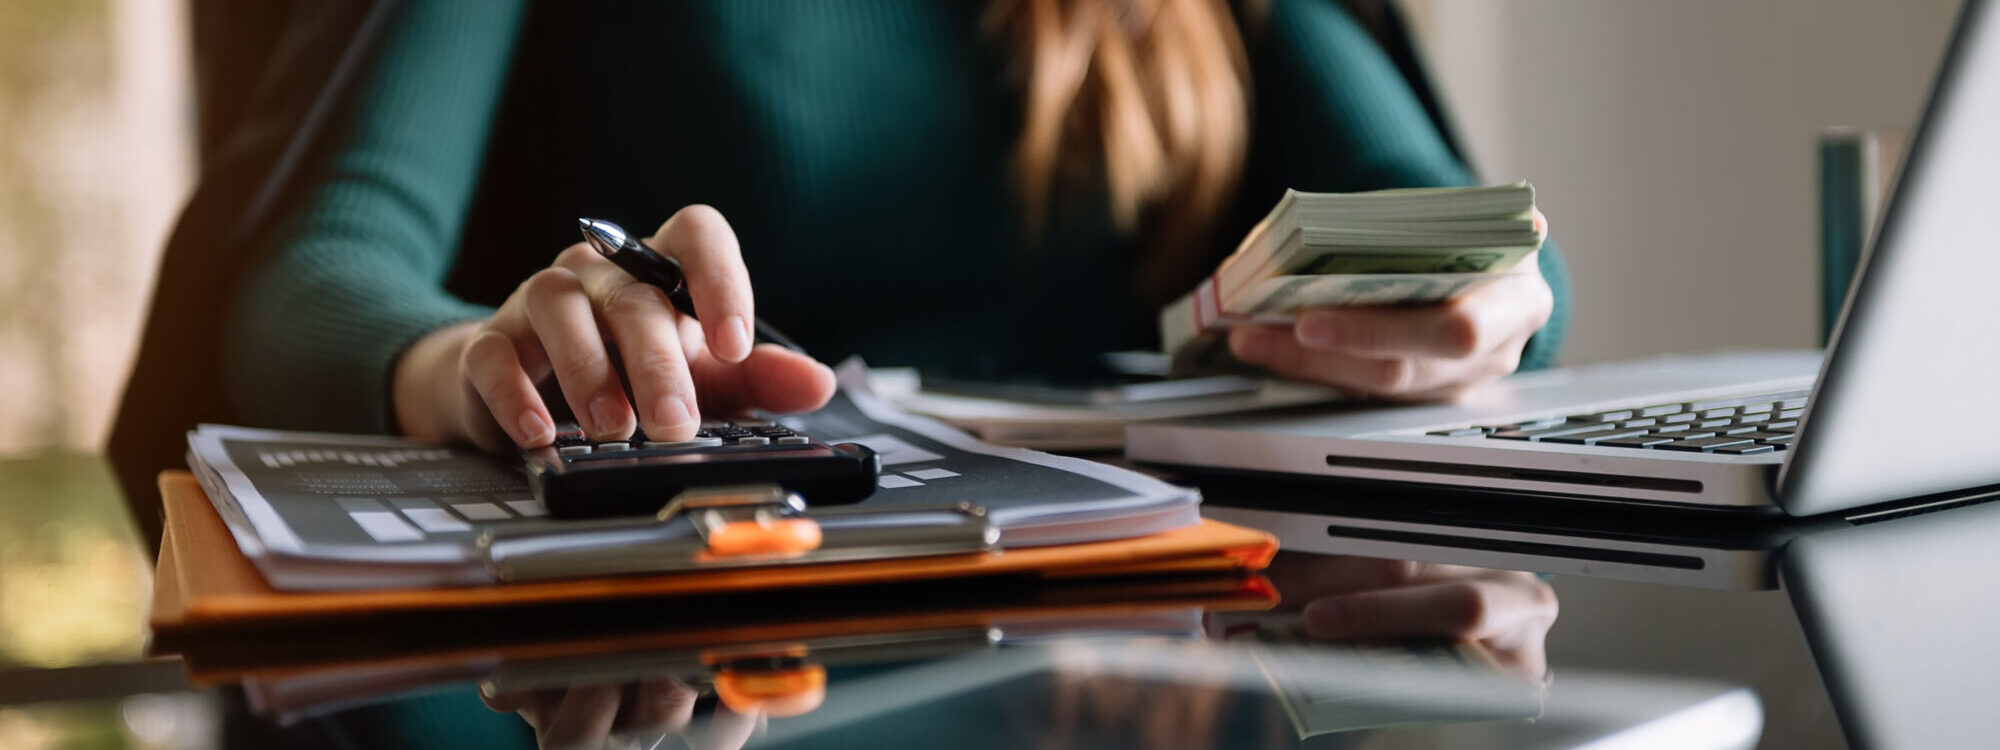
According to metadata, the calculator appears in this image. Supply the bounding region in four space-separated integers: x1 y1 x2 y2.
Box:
522 416 881 519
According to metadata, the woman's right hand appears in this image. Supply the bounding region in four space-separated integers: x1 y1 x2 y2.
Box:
392 205 837 452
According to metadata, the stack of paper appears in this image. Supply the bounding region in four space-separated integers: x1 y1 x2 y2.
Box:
1162 182 1546 373
872 368 1339 451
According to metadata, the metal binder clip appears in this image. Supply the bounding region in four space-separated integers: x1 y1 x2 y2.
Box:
658 484 824 560
481 484 997 582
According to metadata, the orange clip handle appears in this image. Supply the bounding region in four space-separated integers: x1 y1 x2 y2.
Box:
704 517 823 558
714 665 828 717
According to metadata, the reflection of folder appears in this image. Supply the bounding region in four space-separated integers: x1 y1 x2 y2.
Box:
150 471 1277 641
174 570 1277 721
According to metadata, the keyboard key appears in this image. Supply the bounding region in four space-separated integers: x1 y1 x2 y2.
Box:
1758 433 1796 444
1545 429 1654 445
1638 403 1686 417
1511 417 1569 431
1620 418 1659 429
1596 435 1678 448
1697 418 1733 429
1656 436 1756 452
1689 390 1812 412
1723 425 1763 435
1428 427 1488 437
1779 398 1808 410
1764 420 1798 430
1701 408 1737 419
1651 424 1694 435
1735 412 1771 425
1489 423 1619 441
1728 431 1789 441
1580 409 1636 423
1741 402 1775 414
1662 412 1698 424
1779 408 1806 419
1715 443 1777 455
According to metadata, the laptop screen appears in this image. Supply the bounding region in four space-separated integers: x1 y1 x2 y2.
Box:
1781 0 2000 514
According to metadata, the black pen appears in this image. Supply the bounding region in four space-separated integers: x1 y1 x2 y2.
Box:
578 218 805 353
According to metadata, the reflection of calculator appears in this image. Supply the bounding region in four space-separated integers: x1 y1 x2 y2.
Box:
522 417 880 519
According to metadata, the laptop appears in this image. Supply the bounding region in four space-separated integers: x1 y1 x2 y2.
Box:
1129 0 2000 518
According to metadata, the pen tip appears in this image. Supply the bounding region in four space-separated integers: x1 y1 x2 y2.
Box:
577 218 628 258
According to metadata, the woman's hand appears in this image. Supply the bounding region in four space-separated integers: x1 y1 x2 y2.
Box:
1263 552 1559 680
481 680 761 750
1225 209 1554 401
393 205 837 451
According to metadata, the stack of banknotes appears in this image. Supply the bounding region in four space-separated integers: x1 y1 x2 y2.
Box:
1161 181 1546 374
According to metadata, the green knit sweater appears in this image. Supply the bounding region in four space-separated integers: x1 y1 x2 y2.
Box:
225 0 1570 433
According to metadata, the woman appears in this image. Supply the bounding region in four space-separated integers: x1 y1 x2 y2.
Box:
220 0 1568 451
182 2 1570 746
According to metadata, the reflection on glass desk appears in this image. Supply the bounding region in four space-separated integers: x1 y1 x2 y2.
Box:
160 552 1764 750
18 453 1998 749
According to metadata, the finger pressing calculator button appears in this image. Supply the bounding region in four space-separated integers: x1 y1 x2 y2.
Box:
557 445 593 456
644 437 725 450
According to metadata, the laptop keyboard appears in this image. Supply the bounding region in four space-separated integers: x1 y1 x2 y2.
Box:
1427 389 1810 455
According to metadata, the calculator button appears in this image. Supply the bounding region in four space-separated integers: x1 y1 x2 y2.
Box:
734 418 777 428
776 435 811 445
596 441 631 452
735 436 771 446
557 445 592 456
645 437 725 450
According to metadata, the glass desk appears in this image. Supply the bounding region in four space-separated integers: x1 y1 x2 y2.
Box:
11 454 1995 749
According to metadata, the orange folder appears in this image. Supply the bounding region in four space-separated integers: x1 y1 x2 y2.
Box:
149 471 1277 640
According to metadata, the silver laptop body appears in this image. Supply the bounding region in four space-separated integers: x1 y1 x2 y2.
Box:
1129 0 2000 517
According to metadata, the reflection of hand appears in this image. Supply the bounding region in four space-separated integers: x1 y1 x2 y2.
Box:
393 205 837 452
1267 552 1558 680
480 680 762 750
1226 208 1554 401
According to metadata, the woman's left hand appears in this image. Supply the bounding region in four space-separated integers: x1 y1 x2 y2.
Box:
1225 209 1554 401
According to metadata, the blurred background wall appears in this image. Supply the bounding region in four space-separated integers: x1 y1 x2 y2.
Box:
0 0 1969 456
1418 0 1961 364
0 0 192 456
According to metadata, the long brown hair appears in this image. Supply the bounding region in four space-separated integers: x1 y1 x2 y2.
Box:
990 0 1252 268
